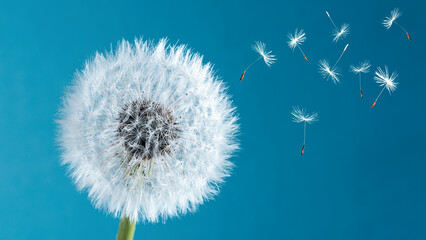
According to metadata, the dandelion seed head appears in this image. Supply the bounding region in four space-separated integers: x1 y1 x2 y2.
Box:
57 38 239 223
287 29 306 50
350 60 371 74
291 106 318 124
374 66 398 93
318 59 340 84
252 41 276 66
383 8 401 29
333 24 350 42
117 100 179 159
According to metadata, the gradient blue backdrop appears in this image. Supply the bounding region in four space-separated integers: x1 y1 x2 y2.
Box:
1 0 425 239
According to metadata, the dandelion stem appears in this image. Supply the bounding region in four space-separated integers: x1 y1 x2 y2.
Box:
394 21 411 40
332 44 348 68
244 56 263 73
240 56 263 81
326 11 339 31
303 121 306 145
116 217 136 240
375 86 385 102
302 122 307 155
372 86 385 108
359 73 362 91
297 45 308 62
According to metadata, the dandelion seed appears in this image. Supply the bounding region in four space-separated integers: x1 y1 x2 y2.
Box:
350 60 371 98
371 66 398 108
288 28 308 62
318 59 340 83
291 107 318 155
333 24 350 42
326 11 350 42
58 38 239 229
383 8 411 40
318 44 349 84
240 41 276 81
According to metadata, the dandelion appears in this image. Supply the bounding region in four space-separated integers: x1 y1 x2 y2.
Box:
326 11 350 42
287 28 309 62
350 60 371 98
383 8 411 40
291 107 318 155
371 66 398 108
318 44 349 84
240 41 276 81
58 38 239 239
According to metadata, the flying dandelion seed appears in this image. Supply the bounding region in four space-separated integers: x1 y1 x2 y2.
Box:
383 8 411 40
326 11 350 42
291 107 318 155
287 28 309 62
318 44 349 84
240 41 276 81
350 60 371 98
371 66 398 108
333 24 350 42
318 59 340 83
58 38 239 238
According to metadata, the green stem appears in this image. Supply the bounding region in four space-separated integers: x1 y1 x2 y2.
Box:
116 217 136 240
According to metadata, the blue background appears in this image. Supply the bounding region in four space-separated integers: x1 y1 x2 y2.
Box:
0 0 425 239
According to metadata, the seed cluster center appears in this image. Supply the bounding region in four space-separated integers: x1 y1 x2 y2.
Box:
117 100 179 159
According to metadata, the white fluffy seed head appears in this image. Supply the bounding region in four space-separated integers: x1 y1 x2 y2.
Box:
318 59 340 84
57 38 239 223
287 28 306 50
291 106 318 124
374 66 398 94
333 23 350 42
383 8 401 29
350 60 371 74
252 41 276 66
